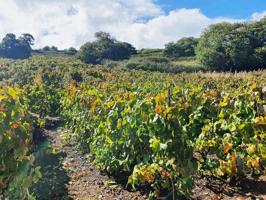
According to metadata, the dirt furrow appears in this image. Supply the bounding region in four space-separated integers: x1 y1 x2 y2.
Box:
31 124 146 200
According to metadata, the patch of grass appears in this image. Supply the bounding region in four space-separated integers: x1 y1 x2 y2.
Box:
172 57 203 68
103 55 206 73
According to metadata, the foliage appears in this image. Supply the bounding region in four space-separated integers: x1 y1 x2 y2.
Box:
125 56 172 72
196 18 266 71
164 37 198 58
0 33 34 59
0 87 40 199
59 66 266 198
0 55 265 199
42 46 58 52
26 84 63 118
65 47 78 55
77 32 137 64
121 56 205 73
137 49 164 57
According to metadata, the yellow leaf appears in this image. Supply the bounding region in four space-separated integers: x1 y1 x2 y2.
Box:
250 82 257 90
106 135 113 144
7 87 19 99
155 92 166 105
0 95 7 101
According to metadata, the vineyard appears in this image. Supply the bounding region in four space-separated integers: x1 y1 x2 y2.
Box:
0 56 266 199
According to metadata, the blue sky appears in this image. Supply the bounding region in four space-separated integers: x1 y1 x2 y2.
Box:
0 0 265 49
157 0 266 18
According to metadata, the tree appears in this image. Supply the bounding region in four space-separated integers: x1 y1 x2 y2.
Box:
0 33 34 59
76 42 101 64
95 31 113 41
196 19 266 71
196 23 236 70
77 32 137 64
109 42 137 60
247 16 266 68
20 33 34 46
164 42 177 57
0 34 17 58
66 47 78 55
164 37 198 58
50 46 58 51
42 46 51 51
223 29 257 70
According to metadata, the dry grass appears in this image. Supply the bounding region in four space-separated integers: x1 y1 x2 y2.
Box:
197 70 266 78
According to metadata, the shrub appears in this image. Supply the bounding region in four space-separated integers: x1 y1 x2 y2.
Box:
164 37 198 58
77 32 137 64
196 18 266 71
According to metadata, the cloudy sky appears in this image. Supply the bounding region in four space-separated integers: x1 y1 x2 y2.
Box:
0 0 265 49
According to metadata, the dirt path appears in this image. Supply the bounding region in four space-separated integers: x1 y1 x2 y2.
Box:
191 176 266 200
30 120 266 200
30 122 146 200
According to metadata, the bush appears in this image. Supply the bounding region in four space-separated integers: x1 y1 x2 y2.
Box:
123 56 205 73
164 37 198 58
125 56 172 72
196 18 266 71
77 32 137 64
66 47 78 55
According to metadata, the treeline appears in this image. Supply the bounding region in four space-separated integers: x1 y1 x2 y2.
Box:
0 17 265 71
77 17 266 71
76 32 137 64
164 17 266 71
0 34 78 59
34 46 77 56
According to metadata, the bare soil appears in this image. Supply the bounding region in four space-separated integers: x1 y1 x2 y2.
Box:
191 175 266 200
31 120 266 200
31 122 146 200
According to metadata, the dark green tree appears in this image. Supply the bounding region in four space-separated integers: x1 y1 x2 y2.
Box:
50 46 58 51
77 32 137 64
164 37 198 58
42 46 51 51
95 31 113 41
66 47 78 55
196 23 238 70
20 33 34 46
196 18 266 71
0 33 34 59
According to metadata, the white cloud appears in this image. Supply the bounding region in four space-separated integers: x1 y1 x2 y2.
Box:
251 11 266 21
118 9 239 49
0 0 264 49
